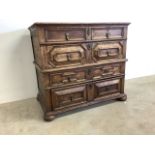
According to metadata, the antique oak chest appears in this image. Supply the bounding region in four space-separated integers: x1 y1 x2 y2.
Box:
29 22 130 121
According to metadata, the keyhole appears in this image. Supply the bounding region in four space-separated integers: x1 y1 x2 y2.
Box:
70 96 73 101
87 44 91 50
89 84 92 88
67 77 70 82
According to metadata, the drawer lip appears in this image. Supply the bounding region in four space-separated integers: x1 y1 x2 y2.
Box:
50 67 88 75
34 59 127 73
39 38 127 45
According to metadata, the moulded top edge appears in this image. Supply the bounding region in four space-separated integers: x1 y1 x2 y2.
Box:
29 22 131 28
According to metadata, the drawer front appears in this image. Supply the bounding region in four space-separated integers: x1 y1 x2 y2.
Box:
94 78 121 100
51 85 87 110
47 44 87 68
91 27 124 40
91 63 122 80
50 69 87 86
45 28 86 42
92 42 123 62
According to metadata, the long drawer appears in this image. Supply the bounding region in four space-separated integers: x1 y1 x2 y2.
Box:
39 40 125 69
51 77 123 110
49 62 124 87
31 24 128 44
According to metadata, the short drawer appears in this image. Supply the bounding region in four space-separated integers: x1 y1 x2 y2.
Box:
94 78 121 100
44 28 86 42
50 69 87 86
91 27 124 40
91 63 122 80
51 84 87 110
92 41 123 62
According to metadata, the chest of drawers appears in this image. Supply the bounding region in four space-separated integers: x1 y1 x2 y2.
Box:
29 22 130 121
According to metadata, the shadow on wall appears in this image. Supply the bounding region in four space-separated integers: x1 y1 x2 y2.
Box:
0 29 38 103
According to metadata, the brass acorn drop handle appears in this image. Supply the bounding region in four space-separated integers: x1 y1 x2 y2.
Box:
63 72 76 76
65 32 70 41
62 77 77 83
106 32 111 38
70 96 73 101
101 72 113 76
86 27 91 39
66 53 72 61
68 77 77 82
87 69 91 75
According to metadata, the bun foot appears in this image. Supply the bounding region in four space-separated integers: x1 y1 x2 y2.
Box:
44 113 55 121
37 94 40 102
117 94 127 101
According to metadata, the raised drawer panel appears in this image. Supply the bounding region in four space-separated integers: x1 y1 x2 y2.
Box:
50 69 87 86
91 27 124 40
45 28 86 42
92 42 123 62
94 78 121 100
47 44 87 68
51 84 87 110
91 63 122 80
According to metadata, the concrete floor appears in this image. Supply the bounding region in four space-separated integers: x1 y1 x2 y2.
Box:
0 75 155 134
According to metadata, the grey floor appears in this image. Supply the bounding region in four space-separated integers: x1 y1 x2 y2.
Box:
0 75 155 134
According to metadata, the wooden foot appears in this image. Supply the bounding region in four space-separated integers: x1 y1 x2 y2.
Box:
37 94 40 102
44 112 55 121
117 94 127 101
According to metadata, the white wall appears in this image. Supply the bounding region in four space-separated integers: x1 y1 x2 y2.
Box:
0 0 155 103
